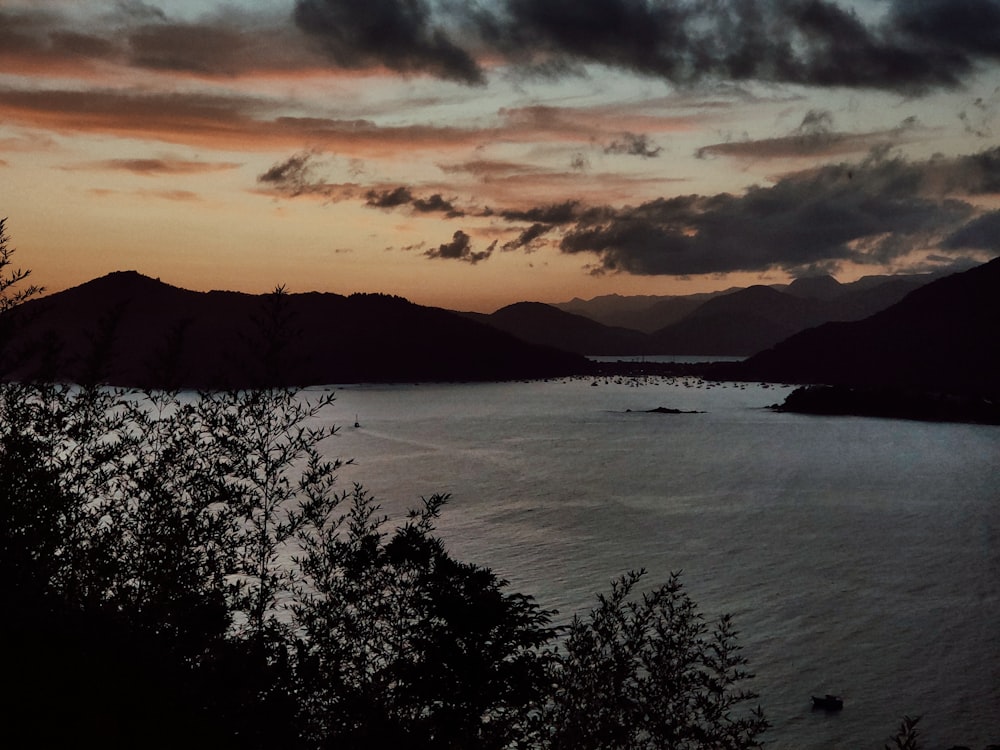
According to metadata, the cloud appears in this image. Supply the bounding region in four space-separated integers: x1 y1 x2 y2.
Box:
0 5 322 78
502 222 554 252
696 111 922 160
890 0 1000 60
257 151 323 196
256 151 366 202
88 187 202 202
258 156 467 216
71 158 241 175
482 0 998 93
941 210 1000 251
127 22 252 76
294 0 483 84
5 1 1000 92
365 186 463 216
425 230 495 263
412 193 460 215
604 132 662 158
366 185 415 208
501 200 585 225
0 86 493 156
484 148 1000 276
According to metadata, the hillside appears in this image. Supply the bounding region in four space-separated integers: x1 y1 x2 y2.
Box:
0 272 588 388
647 285 827 355
465 273 938 359
725 257 1000 397
464 302 648 355
554 293 721 332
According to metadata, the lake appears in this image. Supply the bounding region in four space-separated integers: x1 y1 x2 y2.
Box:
308 376 999 749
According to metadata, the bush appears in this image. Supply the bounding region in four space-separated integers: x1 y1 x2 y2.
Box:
542 570 768 750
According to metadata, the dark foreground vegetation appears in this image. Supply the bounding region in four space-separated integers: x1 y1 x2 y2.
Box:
0 379 771 749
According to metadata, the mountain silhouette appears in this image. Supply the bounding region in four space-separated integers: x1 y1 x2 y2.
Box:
554 293 721 333
728 257 1000 397
0 272 587 388
647 285 827 356
464 302 648 355
471 274 938 358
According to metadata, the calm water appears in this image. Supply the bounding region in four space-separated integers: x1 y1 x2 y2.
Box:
307 377 999 749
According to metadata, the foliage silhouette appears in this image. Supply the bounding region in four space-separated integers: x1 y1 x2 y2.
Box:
541 570 768 750
1 218 770 749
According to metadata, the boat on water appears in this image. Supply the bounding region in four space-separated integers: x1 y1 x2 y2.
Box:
811 694 844 711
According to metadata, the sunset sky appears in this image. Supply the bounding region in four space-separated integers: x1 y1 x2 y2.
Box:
2 0 999 312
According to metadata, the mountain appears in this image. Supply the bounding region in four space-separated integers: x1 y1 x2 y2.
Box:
784 274 843 301
0 272 588 388
727 257 1000 396
647 285 829 356
462 273 949 358
464 302 648 355
541 274 941 355
554 291 725 332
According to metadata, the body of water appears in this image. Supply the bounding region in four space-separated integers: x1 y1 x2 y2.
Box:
306 376 999 749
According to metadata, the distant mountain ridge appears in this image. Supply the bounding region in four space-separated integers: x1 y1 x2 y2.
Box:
0 271 586 388
470 271 944 357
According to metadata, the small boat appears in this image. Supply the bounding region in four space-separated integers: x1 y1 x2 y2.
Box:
811 694 844 711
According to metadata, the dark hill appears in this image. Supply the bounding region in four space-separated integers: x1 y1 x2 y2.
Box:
471 276 944 359
785 274 842 301
554 292 724 332
465 302 648 355
725 257 1000 396
647 285 828 356
0 272 587 388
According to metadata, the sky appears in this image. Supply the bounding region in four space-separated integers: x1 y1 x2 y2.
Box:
2 0 999 312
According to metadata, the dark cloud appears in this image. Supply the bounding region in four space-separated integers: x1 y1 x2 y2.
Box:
604 132 662 158
570 152 590 171
365 186 463 216
482 0 992 93
294 0 484 84
890 0 1000 60
941 210 1000 251
258 151 321 196
366 185 415 208
412 193 460 215
696 112 921 160
425 230 495 263
50 31 117 60
490 149 1000 276
0 6 313 77
501 200 584 225
5 1 1000 91
127 22 250 75
0 8 118 68
318 0 996 93
502 222 554 252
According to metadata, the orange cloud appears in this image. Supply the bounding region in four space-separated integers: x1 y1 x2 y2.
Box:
66 158 243 175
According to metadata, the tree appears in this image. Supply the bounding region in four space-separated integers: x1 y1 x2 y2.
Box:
885 715 922 750
0 217 43 378
292 488 557 749
0 216 41 314
541 570 769 750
